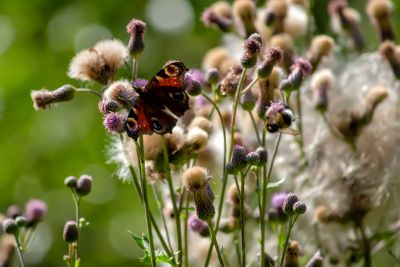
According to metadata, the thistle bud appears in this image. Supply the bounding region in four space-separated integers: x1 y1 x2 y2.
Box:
2 219 17 235
282 193 299 216
103 112 126 133
183 167 215 221
257 48 283 79
367 0 395 42
226 145 247 174
379 41 400 79
293 201 307 215
25 199 47 226
232 0 257 37
305 250 323 267
205 68 221 85
270 33 294 71
6 205 22 219
76 175 92 196
98 99 122 114
311 69 335 113
64 176 77 189
281 58 312 93
31 84 76 110
241 35 262 68
185 72 202 96
220 65 247 96
201 8 232 33
63 221 79 243
254 147 268 165
104 81 136 109
188 215 210 237
308 35 335 71
240 91 256 111
126 18 146 56
245 151 260 166
15 216 28 228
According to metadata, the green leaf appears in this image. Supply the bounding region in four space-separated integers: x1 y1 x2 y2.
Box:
74 258 80 267
267 177 286 189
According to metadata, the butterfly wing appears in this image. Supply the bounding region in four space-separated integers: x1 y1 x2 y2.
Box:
125 61 190 139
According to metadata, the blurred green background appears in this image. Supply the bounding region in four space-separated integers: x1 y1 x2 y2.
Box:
0 0 399 266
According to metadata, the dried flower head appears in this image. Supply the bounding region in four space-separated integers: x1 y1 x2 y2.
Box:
379 41 400 79
366 0 395 41
68 39 128 84
189 117 213 135
31 84 76 110
311 69 335 112
308 35 335 70
201 8 232 33
232 0 257 37
103 80 136 109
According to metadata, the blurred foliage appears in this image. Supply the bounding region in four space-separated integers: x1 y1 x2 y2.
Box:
0 0 399 266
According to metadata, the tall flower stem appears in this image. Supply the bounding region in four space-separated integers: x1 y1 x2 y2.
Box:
279 215 299 267
14 235 26 267
67 243 73 267
71 192 81 261
136 137 157 267
206 220 226 267
239 171 246 267
184 193 190 267
132 56 139 80
357 222 371 267
161 137 183 266
296 91 306 161
75 88 102 98
248 111 262 146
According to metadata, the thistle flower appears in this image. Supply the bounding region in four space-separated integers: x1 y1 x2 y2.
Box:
98 99 122 114
308 35 335 71
240 90 256 111
202 46 237 75
305 250 323 267
201 7 232 33
184 72 202 96
68 39 128 84
103 80 136 109
266 0 288 34
31 84 76 110
205 68 221 85
63 221 79 243
103 112 127 134
280 58 312 93
226 145 247 174
188 215 210 237
126 18 146 56
183 166 215 221
6 205 22 219
15 216 27 228
366 0 395 42
2 219 17 235
257 47 283 79
232 0 257 37
76 175 93 196
220 64 249 96
241 34 262 68
379 41 400 79
24 199 47 227
310 69 335 113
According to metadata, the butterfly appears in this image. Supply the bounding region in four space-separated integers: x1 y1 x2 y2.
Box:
125 61 190 140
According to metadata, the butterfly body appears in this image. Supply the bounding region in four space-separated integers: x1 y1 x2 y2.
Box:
125 61 190 140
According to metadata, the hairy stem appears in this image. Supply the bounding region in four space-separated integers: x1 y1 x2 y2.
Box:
207 220 225 267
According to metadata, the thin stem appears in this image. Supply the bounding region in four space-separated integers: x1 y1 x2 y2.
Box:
239 171 246 267
358 222 371 267
67 243 73 267
14 235 26 267
206 220 225 267
184 193 190 267
161 137 183 266
240 77 259 95
152 184 174 254
132 56 139 80
75 88 102 98
296 91 306 161
136 137 157 267
279 215 298 267
234 229 242 267
248 111 262 146
71 191 80 261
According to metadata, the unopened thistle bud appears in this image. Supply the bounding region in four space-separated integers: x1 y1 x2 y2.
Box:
257 47 283 79
2 219 17 235
241 36 262 68
305 250 323 267
233 0 257 37
6 205 22 219
183 167 215 221
15 216 28 228
245 151 260 166
379 41 400 79
63 221 79 243
104 80 136 109
311 69 335 113
31 84 76 110
201 8 232 33
308 35 335 71
126 18 147 56
184 72 202 96
188 215 210 237
25 199 47 226
98 99 122 114
64 176 78 189
293 201 307 215
281 58 312 92
255 147 268 165
76 175 92 196
103 112 126 133
367 0 395 42
226 145 247 174
240 91 256 111
282 193 299 216
205 68 221 85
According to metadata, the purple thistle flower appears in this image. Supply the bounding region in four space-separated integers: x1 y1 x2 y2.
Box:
271 192 288 210
25 199 48 226
103 112 126 133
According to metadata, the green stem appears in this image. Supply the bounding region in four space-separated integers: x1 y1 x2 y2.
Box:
206 220 225 267
279 215 298 267
75 88 102 98
240 171 246 267
132 56 139 81
358 222 371 267
14 234 26 267
296 91 306 161
248 111 262 146
71 191 80 261
161 137 183 266
136 137 157 267
240 77 259 95
234 229 242 267
67 243 73 267
184 193 190 267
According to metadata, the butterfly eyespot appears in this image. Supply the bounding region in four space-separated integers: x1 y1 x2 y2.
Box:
165 65 180 76
152 118 163 131
169 91 184 101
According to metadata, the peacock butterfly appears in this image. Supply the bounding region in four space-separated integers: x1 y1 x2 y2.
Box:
125 61 190 140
